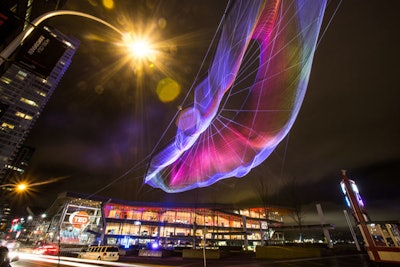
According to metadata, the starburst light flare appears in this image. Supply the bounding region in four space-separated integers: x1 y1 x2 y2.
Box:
145 0 327 192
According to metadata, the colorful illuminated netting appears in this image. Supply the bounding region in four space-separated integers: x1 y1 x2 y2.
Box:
145 0 327 192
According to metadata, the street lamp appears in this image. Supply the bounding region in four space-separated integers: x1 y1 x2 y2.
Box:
123 33 156 61
0 10 121 67
0 182 29 193
0 10 157 68
16 183 27 192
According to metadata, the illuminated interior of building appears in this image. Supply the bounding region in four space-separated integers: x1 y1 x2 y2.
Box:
29 192 289 250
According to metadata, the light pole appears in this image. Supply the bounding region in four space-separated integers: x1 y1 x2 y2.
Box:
0 10 157 69
0 10 124 67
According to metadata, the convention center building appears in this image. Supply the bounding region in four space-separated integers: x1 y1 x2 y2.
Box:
26 192 289 250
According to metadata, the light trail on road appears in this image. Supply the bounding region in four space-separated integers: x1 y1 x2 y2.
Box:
16 253 169 267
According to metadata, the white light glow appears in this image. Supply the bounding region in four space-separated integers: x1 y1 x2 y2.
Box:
17 253 151 267
122 33 156 63
340 181 346 195
128 40 152 59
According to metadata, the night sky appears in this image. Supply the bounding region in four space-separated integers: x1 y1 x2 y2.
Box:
17 0 400 227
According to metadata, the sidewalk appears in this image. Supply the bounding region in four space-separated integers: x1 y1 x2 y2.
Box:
120 247 373 267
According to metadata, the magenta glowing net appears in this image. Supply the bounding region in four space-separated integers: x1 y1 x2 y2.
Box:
145 0 327 192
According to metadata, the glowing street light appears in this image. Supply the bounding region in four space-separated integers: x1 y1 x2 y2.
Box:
0 10 159 70
0 182 29 193
130 40 150 57
0 10 122 67
1 176 69 198
123 35 156 60
16 183 27 192
0 8 166 103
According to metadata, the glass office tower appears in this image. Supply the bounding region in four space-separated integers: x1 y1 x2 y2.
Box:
0 26 80 185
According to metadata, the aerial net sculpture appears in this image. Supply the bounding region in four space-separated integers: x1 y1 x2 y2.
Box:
145 0 327 193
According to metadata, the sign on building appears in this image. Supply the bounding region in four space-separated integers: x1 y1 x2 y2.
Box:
15 26 68 78
69 211 90 229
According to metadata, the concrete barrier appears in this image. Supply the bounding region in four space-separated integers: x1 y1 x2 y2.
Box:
255 246 321 259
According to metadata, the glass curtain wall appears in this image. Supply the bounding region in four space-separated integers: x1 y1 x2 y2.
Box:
103 204 282 248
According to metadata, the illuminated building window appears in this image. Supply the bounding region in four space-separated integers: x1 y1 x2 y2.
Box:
176 211 191 224
35 90 47 97
4 164 23 172
1 123 14 129
161 210 175 223
16 70 28 80
15 111 33 120
0 77 12 84
20 97 39 107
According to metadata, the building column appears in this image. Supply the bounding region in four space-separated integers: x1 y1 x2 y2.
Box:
242 215 248 250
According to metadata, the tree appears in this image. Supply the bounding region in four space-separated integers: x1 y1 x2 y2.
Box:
254 174 271 245
284 176 306 242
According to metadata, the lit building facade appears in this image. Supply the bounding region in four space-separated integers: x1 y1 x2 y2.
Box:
0 26 80 185
103 202 286 249
33 192 288 250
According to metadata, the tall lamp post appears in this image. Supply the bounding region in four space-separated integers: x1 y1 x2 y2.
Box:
0 10 124 67
0 9 155 68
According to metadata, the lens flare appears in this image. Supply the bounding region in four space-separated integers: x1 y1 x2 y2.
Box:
16 183 27 192
156 77 181 103
128 39 153 59
102 0 114 9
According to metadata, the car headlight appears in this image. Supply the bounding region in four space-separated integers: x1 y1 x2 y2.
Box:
8 251 18 259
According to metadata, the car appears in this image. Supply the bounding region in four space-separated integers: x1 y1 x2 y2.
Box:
1 240 20 259
77 246 119 261
32 244 59 255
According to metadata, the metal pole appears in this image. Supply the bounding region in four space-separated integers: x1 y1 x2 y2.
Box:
343 210 361 251
0 10 123 67
203 210 207 267
316 204 333 248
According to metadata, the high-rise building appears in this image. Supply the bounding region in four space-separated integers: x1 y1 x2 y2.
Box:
0 1 78 229
0 26 80 185
1 145 35 188
0 201 11 232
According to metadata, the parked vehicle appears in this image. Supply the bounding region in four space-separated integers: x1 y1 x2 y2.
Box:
77 246 119 261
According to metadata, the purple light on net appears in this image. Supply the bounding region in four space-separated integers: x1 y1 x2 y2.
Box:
145 0 327 192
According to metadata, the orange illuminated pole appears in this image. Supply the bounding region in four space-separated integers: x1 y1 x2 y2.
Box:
340 170 380 262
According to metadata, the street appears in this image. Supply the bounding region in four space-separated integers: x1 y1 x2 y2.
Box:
10 253 382 267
